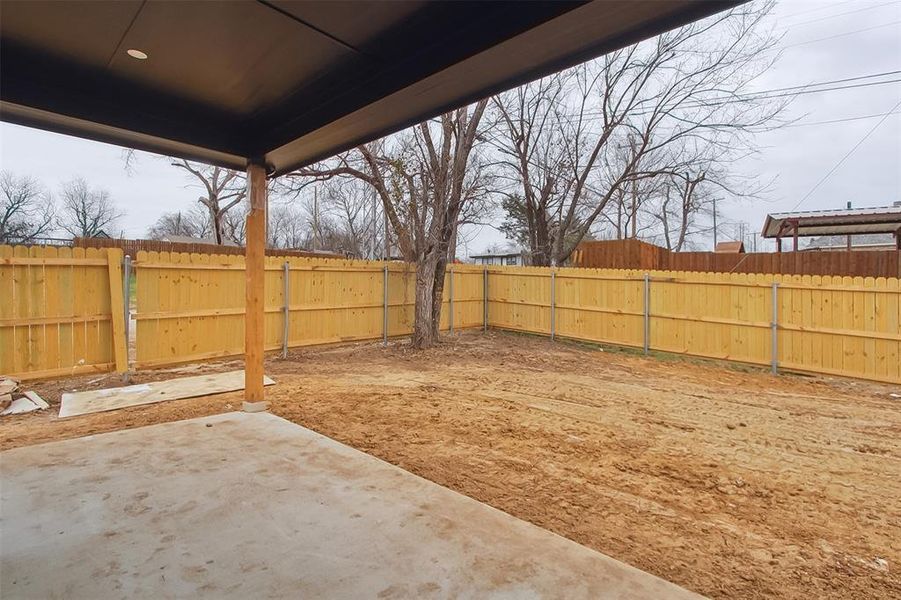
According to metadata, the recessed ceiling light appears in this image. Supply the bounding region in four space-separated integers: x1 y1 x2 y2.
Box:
126 49 148 60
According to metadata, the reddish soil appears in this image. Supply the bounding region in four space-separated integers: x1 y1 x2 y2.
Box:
2 332 899 599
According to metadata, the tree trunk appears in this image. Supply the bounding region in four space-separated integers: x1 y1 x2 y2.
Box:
411 253 442 349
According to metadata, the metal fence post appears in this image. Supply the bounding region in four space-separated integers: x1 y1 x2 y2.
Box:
483 267 488 332
282 261 290 359
771 282 779 375
550 269 556 341
122 254 132 378
383 264 389 345
643 273 650 356
448 267 454 334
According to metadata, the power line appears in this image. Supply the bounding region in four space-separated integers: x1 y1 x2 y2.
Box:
781 19 901 49
779 1 900 30
550 77 901 123
783 109 901 128
789 98 901 211
780 0 856 20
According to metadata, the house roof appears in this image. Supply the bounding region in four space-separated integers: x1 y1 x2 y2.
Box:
162 235 240 247
470 252 524 259
715 241 744 253
0 0 736 175
761 205 901 238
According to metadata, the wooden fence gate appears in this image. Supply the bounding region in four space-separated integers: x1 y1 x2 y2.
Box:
1 245 127 379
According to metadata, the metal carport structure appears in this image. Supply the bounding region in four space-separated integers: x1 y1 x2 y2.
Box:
1 0 737 401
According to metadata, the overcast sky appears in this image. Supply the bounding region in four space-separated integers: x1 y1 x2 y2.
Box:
1 0 899 255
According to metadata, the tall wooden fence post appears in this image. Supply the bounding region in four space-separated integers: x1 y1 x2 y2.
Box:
550 269 556 341
106 248 128 374
383 264 389 345
448 266 454 334
643 273 650 356
282 261 290 359
771 282 779 375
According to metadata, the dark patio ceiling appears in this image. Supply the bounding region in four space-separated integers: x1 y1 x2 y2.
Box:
0 0 736 176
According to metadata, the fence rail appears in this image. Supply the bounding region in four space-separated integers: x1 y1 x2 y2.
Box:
2 245 898 385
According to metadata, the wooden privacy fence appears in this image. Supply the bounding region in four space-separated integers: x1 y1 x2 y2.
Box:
132 251 485 368
74 236 345 259
487 266 900 384
0 245 127 379
2 245 899 385
573 239 901 278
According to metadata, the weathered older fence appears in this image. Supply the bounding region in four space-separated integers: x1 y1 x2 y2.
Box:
0 245 127 379
2 245 898 385
572 239 901 278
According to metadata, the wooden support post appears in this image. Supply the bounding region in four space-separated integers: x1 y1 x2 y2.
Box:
107 248 128 374
245 163 267 402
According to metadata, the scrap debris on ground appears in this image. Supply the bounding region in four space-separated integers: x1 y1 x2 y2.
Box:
0 378 48 416
1 332 898 600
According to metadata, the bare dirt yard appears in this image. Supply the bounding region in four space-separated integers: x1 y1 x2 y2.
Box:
3 332 899 599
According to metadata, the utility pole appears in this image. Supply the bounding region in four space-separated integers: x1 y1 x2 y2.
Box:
712 197 718 249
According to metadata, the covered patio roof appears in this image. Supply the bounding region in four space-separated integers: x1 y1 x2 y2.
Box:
762 206 901 238
1 0 735 175
1 0 738 401
762 205 901 252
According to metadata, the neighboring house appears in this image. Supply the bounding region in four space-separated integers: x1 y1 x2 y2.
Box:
715 241 745 253
90 230 112 239
470 246 528 266
804 233 897 251
162 234 239 247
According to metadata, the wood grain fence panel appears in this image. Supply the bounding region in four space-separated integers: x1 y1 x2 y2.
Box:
1 244 118 379
486 266 899 384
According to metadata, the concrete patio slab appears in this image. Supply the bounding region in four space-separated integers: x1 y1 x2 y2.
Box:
0 412 702 599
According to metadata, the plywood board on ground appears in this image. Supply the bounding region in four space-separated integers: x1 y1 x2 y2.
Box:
58 370 275 418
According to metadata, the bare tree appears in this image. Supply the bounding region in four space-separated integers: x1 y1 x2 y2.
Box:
267 203 310 250
0 171 55 243
493 1 785 265
171 160 246 245
57 178 122 238
146 206 212 240
287 101 490 348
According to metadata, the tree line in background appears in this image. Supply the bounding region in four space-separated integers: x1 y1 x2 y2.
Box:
0 172 124 243
2 2 786 347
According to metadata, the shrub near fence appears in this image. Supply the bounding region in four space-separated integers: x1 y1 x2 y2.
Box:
2 245 899 385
